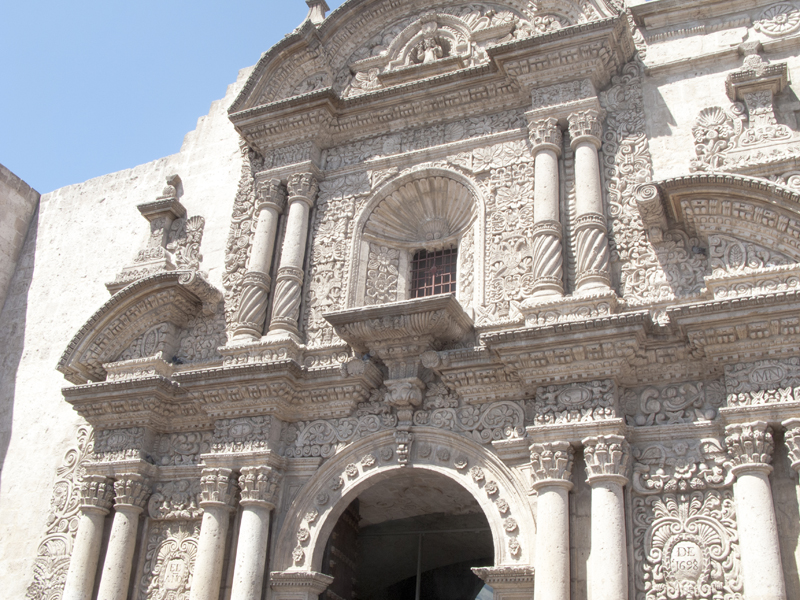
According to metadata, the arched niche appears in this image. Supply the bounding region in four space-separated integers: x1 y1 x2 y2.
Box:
57 271 220 384
346 168 485 315
271 429 534 576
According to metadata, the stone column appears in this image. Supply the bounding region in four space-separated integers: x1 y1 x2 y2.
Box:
528 117 564 298
230 466 282 600
726 422 787 600
267 172 318 342
583 435 630 600
63 476 114 600
568 110 611 293
190 468 239 600
783 419 800 588
233 179 287 341
96 473 150 600
530 441 573 600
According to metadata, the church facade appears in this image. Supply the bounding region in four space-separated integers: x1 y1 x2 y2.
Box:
3 0 800 599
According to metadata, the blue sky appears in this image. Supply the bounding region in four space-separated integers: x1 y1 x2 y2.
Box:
1 1 346 194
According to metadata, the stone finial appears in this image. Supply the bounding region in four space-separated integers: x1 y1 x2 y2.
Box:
287 172 319 206
79 475 115 513
304 0 329 25
256 178 287 214
199 468 239 508
239 466 281 508
583 435 630 484
568 109 604 149
113 473 151 510
725 421 774 475
783 419 800 473
530 441 574 487
528 117 562 154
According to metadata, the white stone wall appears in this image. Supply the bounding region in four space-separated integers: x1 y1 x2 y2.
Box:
0 163 39 314
0 66 252 599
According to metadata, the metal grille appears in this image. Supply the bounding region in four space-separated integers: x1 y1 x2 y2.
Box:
410 248 457 298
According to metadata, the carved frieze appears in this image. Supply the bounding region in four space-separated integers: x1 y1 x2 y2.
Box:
623 381 724 427
413 400 525 443
632 439 728 495
283 414 393 458
148 480 203 521
94 427 153 462
212 416 273 453
531 379 617 425
724 358 800 406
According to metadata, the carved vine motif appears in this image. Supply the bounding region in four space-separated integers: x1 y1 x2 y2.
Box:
174 310 226 365
139 520 201 600
708 234 794 277
153 432 212 466
166 216 205 271
365 245 400 305
413 401 526 443
690 105 746 172
623 381 725 427
283 414 395 458
26 426 93 600
632 491 742 600
632 439 729 494
530 380 617 425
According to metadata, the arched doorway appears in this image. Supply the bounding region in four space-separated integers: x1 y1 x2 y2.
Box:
319 469 494 600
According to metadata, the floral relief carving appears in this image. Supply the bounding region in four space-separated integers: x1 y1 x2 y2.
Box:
212 416 271 453
140 520 200 600
632 439 729 494
174 310 226 365
283 414 392 458
94 427 151 462
26 426 93 600
632 491 742 599
708 234 794 276
754 3 800 37
531 380 617 425
623 381 724 427
413 400 525 443
148 480 203 521
690 105 746 172
365 245 400 305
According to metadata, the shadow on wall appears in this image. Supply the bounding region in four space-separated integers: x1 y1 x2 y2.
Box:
0 205 38 486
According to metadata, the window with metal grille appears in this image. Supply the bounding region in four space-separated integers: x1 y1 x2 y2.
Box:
410 248 457 298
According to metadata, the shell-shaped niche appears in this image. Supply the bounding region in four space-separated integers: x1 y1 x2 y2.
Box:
364 176 475 246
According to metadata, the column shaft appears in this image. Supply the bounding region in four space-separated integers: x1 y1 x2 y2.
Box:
589 480 627 600
534 483 571 600
62 509 108 600
191 505 233 600
96 506 142 600
231 504 272 600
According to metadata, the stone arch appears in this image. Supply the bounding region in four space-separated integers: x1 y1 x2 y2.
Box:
272 428 534 575
346 167 487 312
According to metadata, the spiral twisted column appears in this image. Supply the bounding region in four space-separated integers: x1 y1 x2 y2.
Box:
232 178 286 341
568 110 611 293
63 476 114 600
528 117 564 298
530 441 573 600
267 172 318 342
96 473 151 600
726 422 787 600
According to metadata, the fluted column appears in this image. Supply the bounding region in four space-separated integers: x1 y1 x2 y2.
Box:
233 179 287 341
568 110 611 293
726 422 787 600
530 441 573 600
96 473 150 600
190 468 239 600
528 117 564 298
583 435 630 600
63 476 114 600
231 466 282 600
267 172 318 342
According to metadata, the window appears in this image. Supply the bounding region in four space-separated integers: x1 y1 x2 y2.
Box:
410 248 457 298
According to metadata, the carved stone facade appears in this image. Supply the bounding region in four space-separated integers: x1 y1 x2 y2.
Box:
5 1 800 600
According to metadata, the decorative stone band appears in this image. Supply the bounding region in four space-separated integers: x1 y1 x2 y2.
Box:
582 435 630 485
239 466 282 509
573 212 607 234
782 418 800 473
79 475 115 513
530 441 574 489
275 265 305 285
528 117 562 155
472 565 535 592
567 109 604 148
256 178 287 215
270 571 334 599
113 473 151 511
199 468 239 510
725 421 774 476
286 172 319 208
531 220 563 238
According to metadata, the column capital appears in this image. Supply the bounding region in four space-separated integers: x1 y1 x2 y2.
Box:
239 466 282 509
79 475 115 514
725 421 774 476
530 441 574 489
256 178 287 214
568 109 604 149
582 434 630 485
113 473 151 512
528 117 562 156
287 172 319 207
783 418 800 473
200 467 239 510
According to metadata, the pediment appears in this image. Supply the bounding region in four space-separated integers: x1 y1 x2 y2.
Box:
57 271 221 385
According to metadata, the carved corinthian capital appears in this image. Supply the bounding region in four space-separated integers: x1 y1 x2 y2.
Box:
528 117 562 154
783 419 800 474
726 421 774 475
530 441 574 488
287 172 319 207
79 475 115 513
568 109 604 148
113 473 151 510
256 178 286 214
583 435 630 485
239 466 281 508
200 468 239 508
